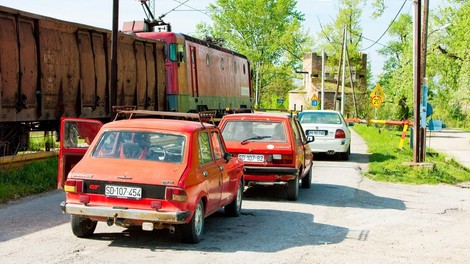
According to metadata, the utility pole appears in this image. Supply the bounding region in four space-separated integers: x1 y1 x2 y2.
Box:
321 50 325 110
334 28 346 112
412 0 422 163
341 27 347 115
419 0 430 162
111 0 119 114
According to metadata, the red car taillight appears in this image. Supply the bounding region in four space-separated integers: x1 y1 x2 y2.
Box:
165 187 188 202
64 179 83 193
335 129 346 139
270 154 294 165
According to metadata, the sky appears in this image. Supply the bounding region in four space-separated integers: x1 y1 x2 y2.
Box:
0 0 446 80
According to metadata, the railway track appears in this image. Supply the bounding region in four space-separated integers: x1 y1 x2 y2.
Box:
0 151 58 172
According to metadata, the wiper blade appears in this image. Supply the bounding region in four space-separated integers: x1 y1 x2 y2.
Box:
241 135 271 145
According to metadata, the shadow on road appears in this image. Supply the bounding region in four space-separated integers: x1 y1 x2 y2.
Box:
93 208 349 252
243 183 405 211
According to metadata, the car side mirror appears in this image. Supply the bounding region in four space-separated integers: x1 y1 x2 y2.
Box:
348 122 355 126
306 136 315 143
224 152 233 162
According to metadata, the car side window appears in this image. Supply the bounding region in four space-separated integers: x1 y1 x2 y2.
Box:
294 119 308 144
290 119 302 145
198 131 214 164
210 131 224 160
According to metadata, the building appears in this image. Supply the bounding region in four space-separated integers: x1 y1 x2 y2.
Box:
289 52 367 116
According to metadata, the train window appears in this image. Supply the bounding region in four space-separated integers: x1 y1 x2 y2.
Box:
177 44 185 63
243 64 246 74
221 58 225 70
206 54 210 66
169 43 177 62
233 61 237 73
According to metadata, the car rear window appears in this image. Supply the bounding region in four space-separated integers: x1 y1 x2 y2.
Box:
298 112 342 125
92 131 186 163
222 120 287 142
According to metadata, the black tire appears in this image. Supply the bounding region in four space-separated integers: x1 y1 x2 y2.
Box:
71 215 97 238
287 176 299 201
340 147 350 161
181 200 205 244
301 167 312 189
225 178 244 217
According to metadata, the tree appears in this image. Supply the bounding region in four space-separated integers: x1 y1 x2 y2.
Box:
195 0 312 108
376 14 414 121
315 0 369 117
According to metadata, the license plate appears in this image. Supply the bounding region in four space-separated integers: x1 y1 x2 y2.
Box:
105 185 142 199
238 154 264 162
309 130 326 136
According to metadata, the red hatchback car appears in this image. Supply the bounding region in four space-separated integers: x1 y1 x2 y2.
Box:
219 113 314 201
58 111 244 244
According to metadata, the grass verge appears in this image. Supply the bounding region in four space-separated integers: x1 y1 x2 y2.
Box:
353 125 470 184
0 157 58 203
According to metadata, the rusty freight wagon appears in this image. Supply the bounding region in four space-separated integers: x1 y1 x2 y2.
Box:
0 5 253 156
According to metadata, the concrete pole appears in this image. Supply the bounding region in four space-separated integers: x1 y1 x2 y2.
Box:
341 27 347 115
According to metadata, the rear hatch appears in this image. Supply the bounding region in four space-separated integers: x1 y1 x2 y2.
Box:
66 157 187 209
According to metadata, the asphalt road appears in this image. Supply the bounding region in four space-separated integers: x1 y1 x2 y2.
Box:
0 130 469 263
426 128 470 169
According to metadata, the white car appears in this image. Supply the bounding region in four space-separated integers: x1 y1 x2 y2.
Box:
297 110 352 160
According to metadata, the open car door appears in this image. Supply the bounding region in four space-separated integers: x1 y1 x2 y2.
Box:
57 118 103 189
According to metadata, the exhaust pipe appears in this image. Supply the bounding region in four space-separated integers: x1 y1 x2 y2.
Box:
168 225 175 234
107 218 114 226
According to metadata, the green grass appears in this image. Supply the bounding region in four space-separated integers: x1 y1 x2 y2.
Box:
0 158 58 203
353 125 470 184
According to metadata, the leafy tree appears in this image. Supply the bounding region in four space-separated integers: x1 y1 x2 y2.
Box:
427 0 470 127
376 14 414 121
195 0 312 108
315 0 369 117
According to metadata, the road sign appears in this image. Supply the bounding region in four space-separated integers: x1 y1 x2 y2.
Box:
311 94 318 101
311 100 318 107
371 95 382 108
370 83 385 99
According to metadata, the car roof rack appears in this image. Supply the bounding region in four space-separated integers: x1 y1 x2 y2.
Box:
114 110 217 128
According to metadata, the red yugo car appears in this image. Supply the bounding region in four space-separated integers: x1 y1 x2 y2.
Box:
58 111 244 244
219 113 314 201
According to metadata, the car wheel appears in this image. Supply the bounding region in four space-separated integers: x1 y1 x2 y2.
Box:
71 215 97 238
225 178 244 217
301 167 312 189
181 200 205 244
340 147 350 161
287 176 299 201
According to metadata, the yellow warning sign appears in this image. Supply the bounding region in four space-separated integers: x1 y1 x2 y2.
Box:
311 94 318 101
370 83 385 99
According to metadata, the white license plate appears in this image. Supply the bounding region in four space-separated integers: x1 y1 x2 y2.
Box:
309 130 326 136
105 185 142 199
238 154 264 162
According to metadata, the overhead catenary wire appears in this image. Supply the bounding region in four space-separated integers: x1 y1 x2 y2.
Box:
360 0 408 51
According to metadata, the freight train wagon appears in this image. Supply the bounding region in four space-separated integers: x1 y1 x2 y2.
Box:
0 5 253 156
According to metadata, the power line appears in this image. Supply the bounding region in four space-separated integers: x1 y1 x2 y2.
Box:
360 0 408 52
169 0 211 18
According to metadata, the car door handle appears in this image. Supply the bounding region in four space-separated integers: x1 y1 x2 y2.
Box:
202 171 208 177
219 166 224 171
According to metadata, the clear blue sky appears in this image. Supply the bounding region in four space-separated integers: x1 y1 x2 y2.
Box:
0 0 445 79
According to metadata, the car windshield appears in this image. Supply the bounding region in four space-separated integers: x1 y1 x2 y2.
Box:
298 112 342 125
91 131 186 163
222 120 287 142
